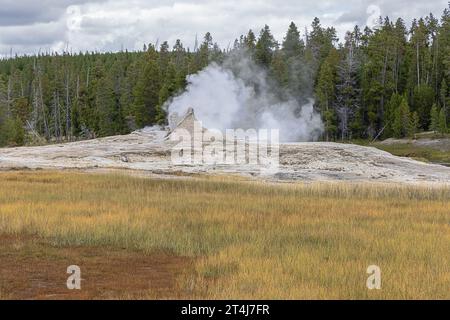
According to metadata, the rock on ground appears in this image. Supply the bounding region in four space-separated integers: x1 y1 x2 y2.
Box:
1 128 450 184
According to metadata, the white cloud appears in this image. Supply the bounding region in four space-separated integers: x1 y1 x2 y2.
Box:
0 0 447 56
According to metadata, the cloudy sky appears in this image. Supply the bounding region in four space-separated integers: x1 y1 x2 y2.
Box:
0 0 447 56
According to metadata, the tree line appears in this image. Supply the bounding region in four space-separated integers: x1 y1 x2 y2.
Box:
0 5 449 147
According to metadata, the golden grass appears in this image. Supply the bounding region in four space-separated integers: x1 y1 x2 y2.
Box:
1 170 450 299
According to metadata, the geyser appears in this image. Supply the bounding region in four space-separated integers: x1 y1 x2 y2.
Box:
165 54 323 142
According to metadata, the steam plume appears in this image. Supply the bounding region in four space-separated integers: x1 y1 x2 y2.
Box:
165 53 323 142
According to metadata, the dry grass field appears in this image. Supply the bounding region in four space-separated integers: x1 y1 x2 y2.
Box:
0 170 449 299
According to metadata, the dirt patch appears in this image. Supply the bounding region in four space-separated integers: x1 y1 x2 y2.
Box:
0 234 194 300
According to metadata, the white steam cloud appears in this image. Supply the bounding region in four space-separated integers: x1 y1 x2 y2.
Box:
166 54 323 142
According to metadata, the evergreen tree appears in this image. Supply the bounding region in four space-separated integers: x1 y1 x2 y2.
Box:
255 25 278 67
270 51 289 88
412 84 435 129
409 111 420 137
244 29 257 52
132 47 161 127
438 6 450 81
282 22 304 58
385 93 403 137
429 103 440 131
335 32 361 140
307 17 338 72
439 107 448 133
315 48 339 140
440 78 448 110
392 97 411 138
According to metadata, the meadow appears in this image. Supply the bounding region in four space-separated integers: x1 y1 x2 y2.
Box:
0 170 449 299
